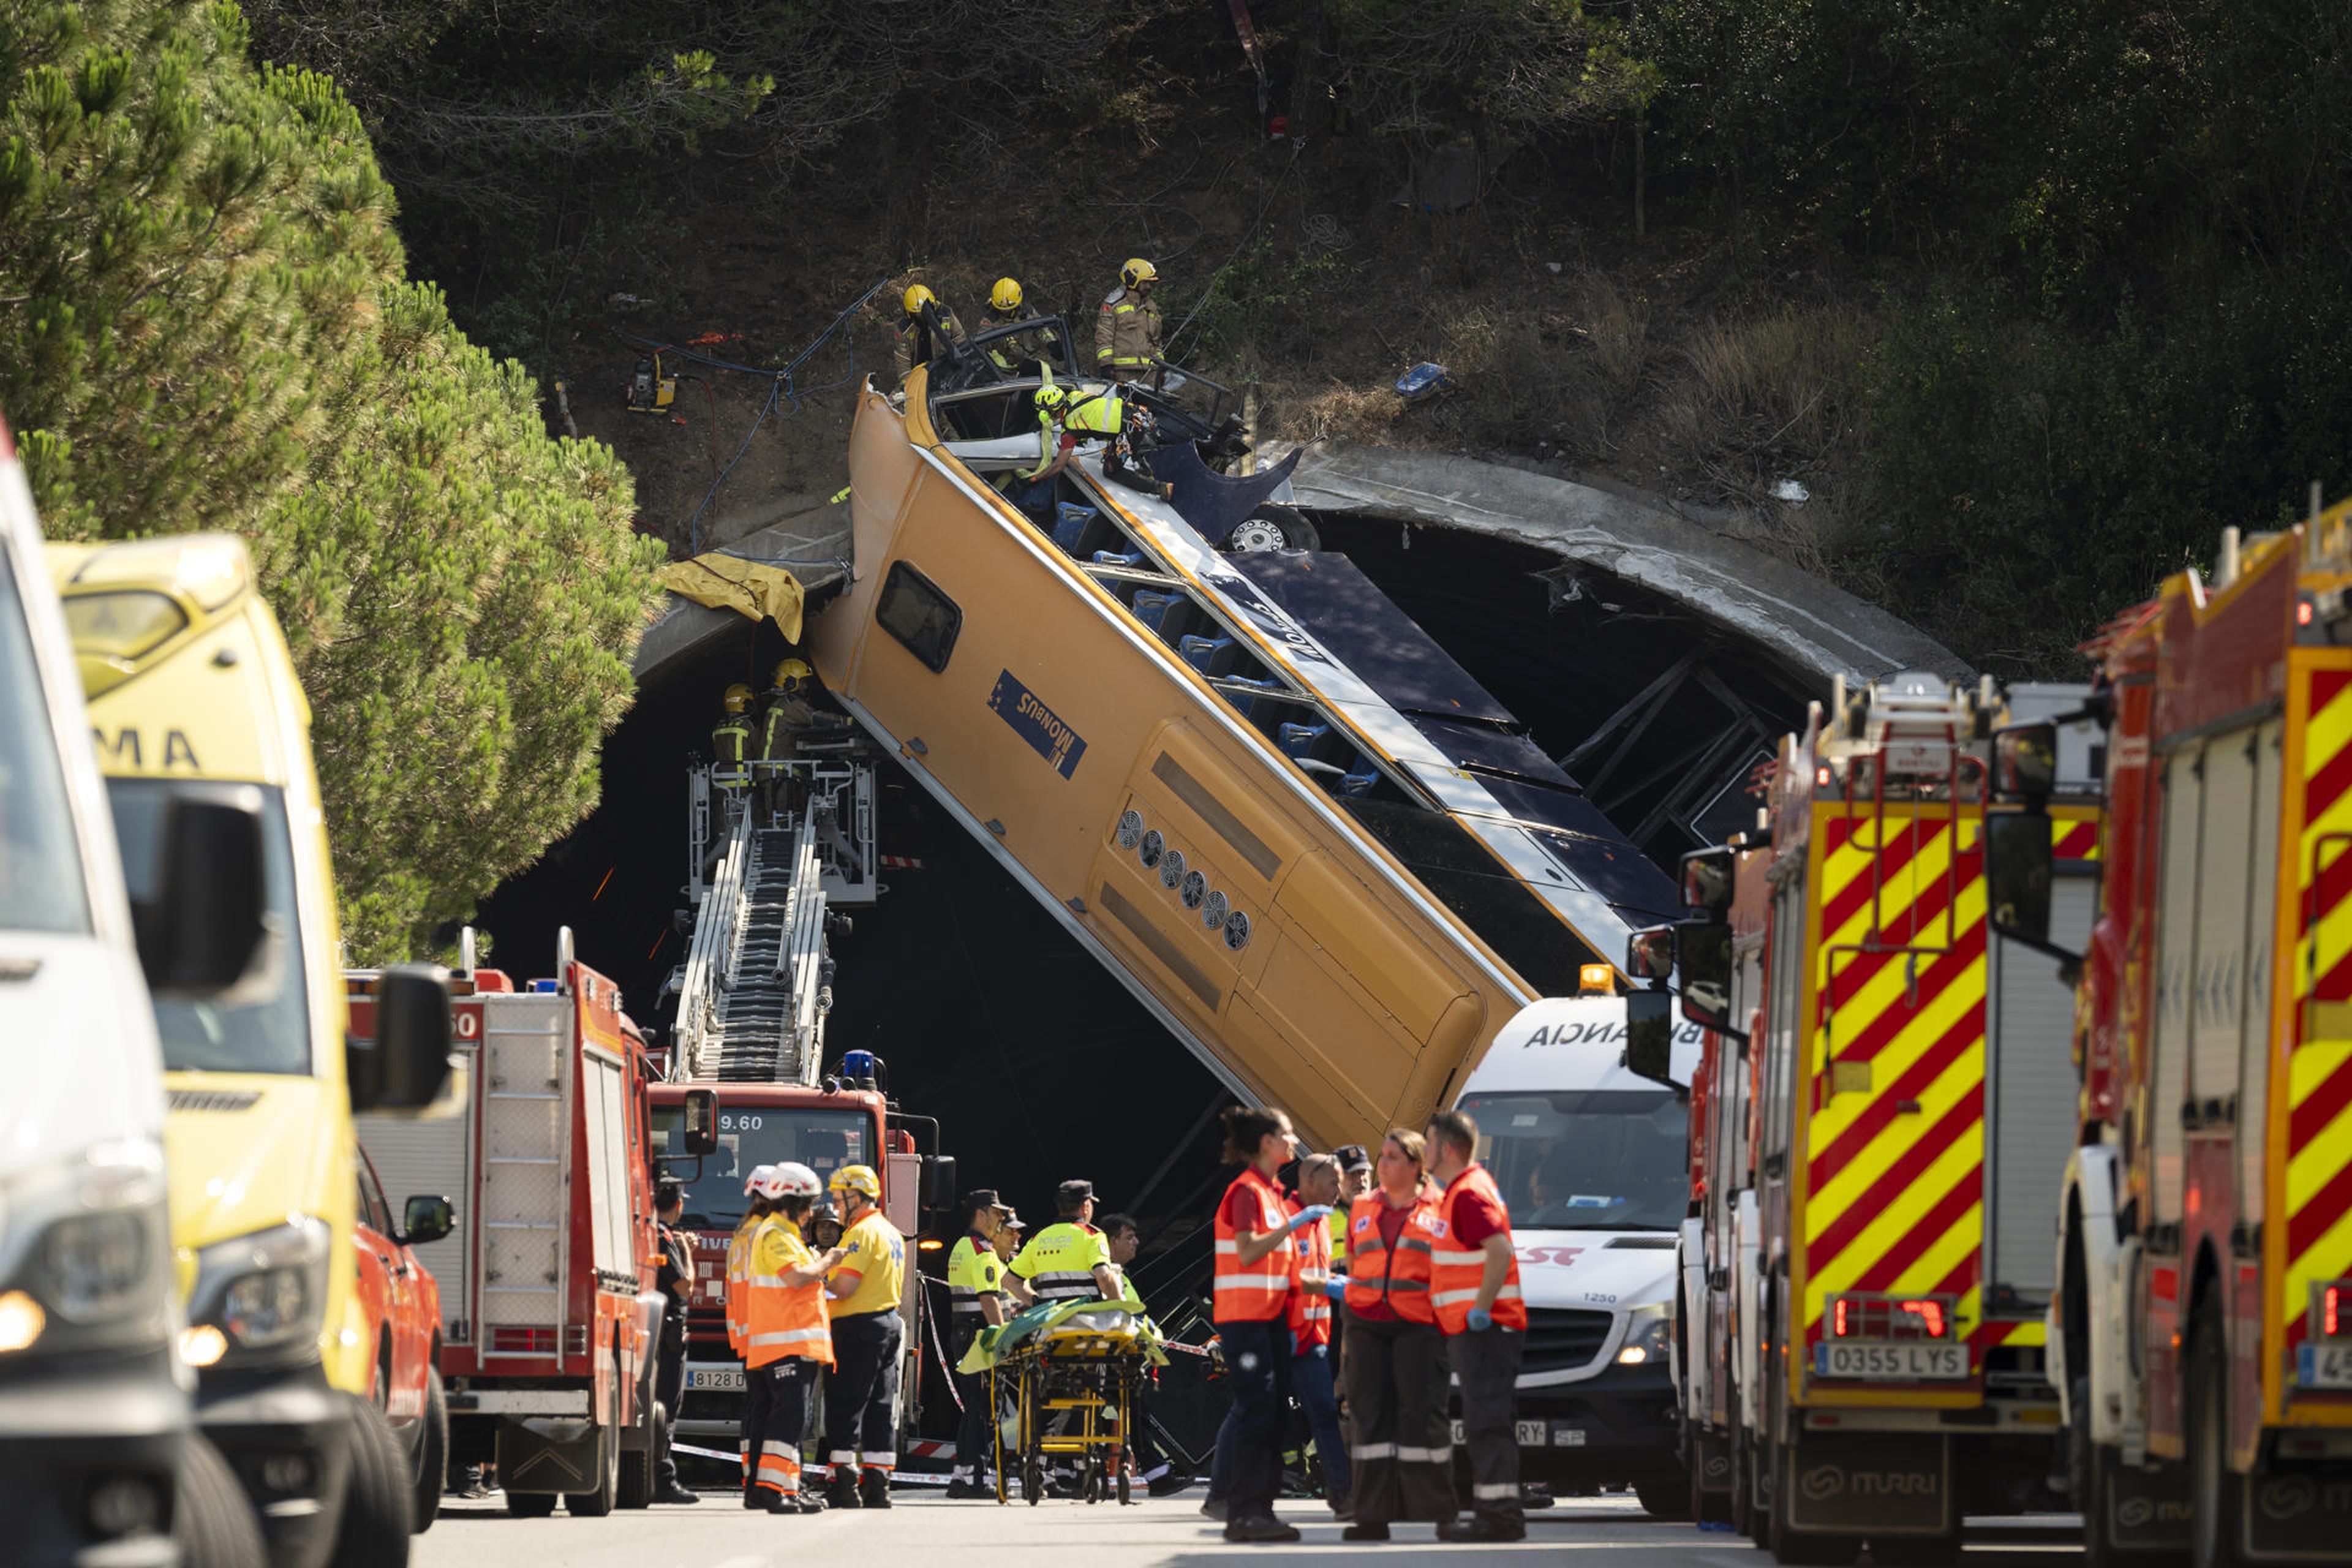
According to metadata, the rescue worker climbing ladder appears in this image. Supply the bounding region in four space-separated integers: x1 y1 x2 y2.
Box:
822 1164 907 1508
712 684 754 799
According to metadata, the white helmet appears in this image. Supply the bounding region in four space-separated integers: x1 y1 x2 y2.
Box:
744 1164 778 1197
763 1162 824 1199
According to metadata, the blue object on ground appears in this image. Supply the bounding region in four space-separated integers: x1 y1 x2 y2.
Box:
1394 362 1452 401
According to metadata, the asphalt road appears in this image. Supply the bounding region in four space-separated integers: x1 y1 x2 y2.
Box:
412 1488 2089 1568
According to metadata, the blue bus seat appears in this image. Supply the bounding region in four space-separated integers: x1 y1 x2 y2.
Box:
1179 635 1237 676
1090 550 1144 568
1129 590 1190 642
1052 503 1098 555
1277 722 1331 761
1339 756 1380 796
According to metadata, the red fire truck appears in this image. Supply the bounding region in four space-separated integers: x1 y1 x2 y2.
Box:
1990 509 2352 1566
354 930 699 1516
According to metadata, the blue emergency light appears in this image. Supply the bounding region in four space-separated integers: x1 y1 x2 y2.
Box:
842 1049 879 1088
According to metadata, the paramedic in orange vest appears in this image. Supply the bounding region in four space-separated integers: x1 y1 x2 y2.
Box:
1211 1105 1329 1544
728 1165 775 1497
1338 1130 1453 1540
1425 1108 1527 1542
742 1163 848 1514
1286 1152 1351 1518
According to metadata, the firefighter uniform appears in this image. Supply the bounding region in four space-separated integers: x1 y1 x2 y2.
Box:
1009 1218 1111 1303
1095 282 1163 380
946 1225 1009 1490
894 305 968 381
712 684 754 796
1431 1162 1526 1537
744 1212 834 1506
823 1185 907 1506
1341 1188 1452 1529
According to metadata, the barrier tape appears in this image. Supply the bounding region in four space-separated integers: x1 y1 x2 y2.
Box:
673 1439 957 1483
921 1273 967 1412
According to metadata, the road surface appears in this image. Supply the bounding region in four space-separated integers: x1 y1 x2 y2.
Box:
413 1489 2087 1568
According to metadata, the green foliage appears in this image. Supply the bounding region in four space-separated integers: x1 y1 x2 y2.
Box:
1 0 663 958
1324 0 1651 140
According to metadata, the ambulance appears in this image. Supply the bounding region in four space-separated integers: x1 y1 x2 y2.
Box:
49 534 452 1567
1451 970 1706 1513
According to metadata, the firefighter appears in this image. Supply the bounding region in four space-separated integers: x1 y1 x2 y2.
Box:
728 1164 775 1497
944 1189 1014 1499
1210 1106 1329 1544
1009 1180 1120 1305
1424 1108 1526 1542
1096 258 1164 383
820 1164 906 1509
892 284 967 382
1009 384 1078 522
743 1163 847 1514
712 684 755 798
979 276 1065 372
650 1179 702 1504
1339 1131 1452 1542
1286 1153 1351 1518
758 658 847 819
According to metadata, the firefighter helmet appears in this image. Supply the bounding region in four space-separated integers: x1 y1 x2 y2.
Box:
990 277 1024 314
903 284 936 317
829 1164 883 1200
772 658 813 692
756 1163 823 1199
1121 258 1158 290
723 682 754 714
1034 383 1069 417
744 1163 778 1197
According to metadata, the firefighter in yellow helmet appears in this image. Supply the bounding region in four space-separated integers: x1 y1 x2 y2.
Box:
1096 258 1164 383
979 276 1065 375
820 1164 906 1508
712 683 755 797
893 283 967 382
758 657 851 819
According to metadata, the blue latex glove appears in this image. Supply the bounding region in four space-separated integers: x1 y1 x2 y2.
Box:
1323 1275 1347 1300
1289 1204 1334 1231
1466 1306 1495 1332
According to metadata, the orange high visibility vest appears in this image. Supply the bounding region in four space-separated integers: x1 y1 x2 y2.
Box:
1287 1196 1334 1352
725 1214 759 1357
1341 1191 1439 1325
1430 1163 1526 1333
1212 1165 1292 1323
744 1216 834 1369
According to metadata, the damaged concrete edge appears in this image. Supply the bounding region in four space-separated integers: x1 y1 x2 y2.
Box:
1276 445 1972 687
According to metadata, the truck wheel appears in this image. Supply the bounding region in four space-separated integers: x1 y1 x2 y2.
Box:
617 1371 656 1509
177 1430 268 1568
333 1392 415 1567
2188 1311 2246 1568
565 1387 620 1518
1224 505 1319 554
1768 1437 1859 1566
1732 1425 1761 1543
410 1376 447 1533
505 1491 556 1518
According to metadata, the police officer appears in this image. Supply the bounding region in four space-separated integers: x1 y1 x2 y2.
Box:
893 284 967 382
944 1189 1014 1498
1424 1109 1527 1542
712 684 755 798
821 1165 906 1509
992 1209 1025 1266
650 1180 702 1504
1009 1180 1120 1304
743 1164 847 1513
1096 258 1164 383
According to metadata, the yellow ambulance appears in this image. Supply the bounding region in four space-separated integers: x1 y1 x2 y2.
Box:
48 535 451 1567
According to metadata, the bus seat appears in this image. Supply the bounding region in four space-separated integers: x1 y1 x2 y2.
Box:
1129 590 1191 643
1339 756 1380 796
1090 550 1145 568
1218 674 1281 724
1278 722 1332 761
1180 635 1237 676
1052 503 1098 555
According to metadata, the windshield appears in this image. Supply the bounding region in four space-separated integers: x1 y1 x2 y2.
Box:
651 1103 875 1231
107 778 310 1074
0 551 90 935
1461 1089 1687 1231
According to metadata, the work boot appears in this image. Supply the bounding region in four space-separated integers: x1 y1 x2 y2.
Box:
1199 1497 1227 1521
1437 1517 1526 1543
1224 1515 1303 1543
1341 1521 1390 1542
945 1478 979 1500
825 1468 862 1510
743 1482 766 1510
859 1468 891 1509
1329 1493 1355 1521
654 1482 701 1505
763 1490 803 1515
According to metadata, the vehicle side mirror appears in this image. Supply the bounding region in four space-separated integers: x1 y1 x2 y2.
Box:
1985 808 2071 961
923 1153 959 1216
135 794 266 999
680 1088 720 1156
1679 846 1736 918
349 964 453 1113
401 1194 454 1246
1676 921 1747 1042
1624 989 1681 1090
1625 924 1676 983
1993 722 2059 803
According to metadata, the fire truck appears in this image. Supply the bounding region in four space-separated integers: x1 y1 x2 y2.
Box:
1988 510 2352 1566
1645 673 2097 1564
649 742 955 1472
353 932 685 1517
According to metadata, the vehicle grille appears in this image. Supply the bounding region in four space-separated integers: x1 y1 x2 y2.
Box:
1521 1307 1612 1375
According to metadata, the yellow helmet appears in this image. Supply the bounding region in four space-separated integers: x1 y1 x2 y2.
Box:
990 277 1024 313
829 1164 882 1200
903 283 936 317
1034 383 1069 417
1121 257 1158 290
722 682 754 714
772 657 813 691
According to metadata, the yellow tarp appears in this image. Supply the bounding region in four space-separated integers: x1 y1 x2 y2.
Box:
657 554 807 643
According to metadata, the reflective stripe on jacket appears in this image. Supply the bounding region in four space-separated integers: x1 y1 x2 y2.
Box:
1341 1190 1438 1324
1095 287 1162 371
744 1215 834 1368
1061 388 1124 437
1430 1163 1526 1333
725 1215 758 1355
1213 1166 1292 1324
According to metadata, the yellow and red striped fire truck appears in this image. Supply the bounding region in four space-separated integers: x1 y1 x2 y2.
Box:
1992 507 2352 1567
1663 673 2097 1564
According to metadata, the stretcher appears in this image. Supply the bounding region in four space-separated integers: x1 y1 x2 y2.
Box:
957 1297 1166 1505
